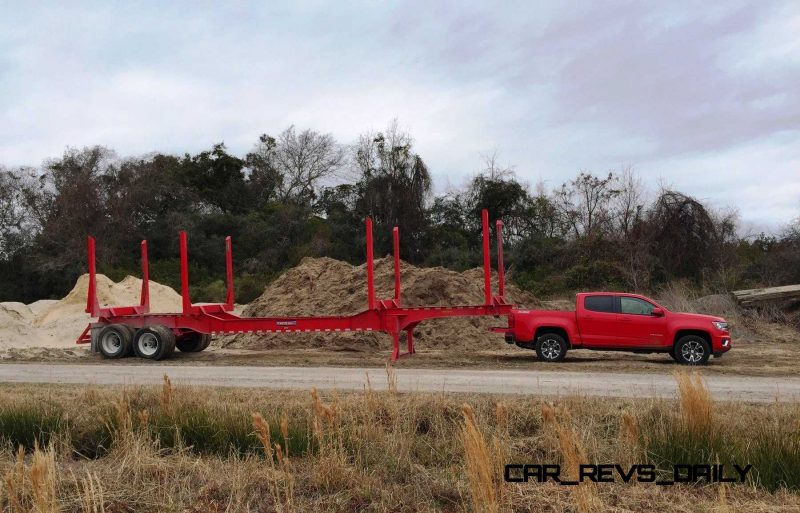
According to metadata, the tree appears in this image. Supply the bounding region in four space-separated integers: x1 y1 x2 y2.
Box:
613 166 645 238
353 120 431 260
646 190 720 283
178 143 249 214
0 168 37 259
248 127 345 206
244 134 282 208
36 147 114 269
554 172 620 238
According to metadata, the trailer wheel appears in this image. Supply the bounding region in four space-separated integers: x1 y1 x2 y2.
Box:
133 326 176 360
97 324 133 359
673 335 710 365
535 333 568 362
176 332 211 352
120 325 136 356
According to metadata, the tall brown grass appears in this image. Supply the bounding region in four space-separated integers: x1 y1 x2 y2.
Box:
1 444 59 513
385 362 398 394
619 410 646 468
541 402 601 513
674 371 714 438
309 388 348 491
461 403 500 513
160 374 173 412
1 382 798 512
2 446 26 513
78 472 105 513
253 412 294 512
29 443 57 513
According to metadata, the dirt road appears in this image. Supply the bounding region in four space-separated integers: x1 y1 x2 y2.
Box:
0 363 797 402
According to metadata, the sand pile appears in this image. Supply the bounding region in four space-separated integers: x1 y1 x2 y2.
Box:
224 256 538 351
0 274 182 350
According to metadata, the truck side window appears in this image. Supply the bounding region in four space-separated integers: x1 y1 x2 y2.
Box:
584 295 614 313
620 297 654 315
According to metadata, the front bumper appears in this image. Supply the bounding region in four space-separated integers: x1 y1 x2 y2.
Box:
712 332 732 357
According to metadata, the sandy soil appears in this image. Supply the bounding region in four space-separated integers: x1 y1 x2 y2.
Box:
0 273 181 349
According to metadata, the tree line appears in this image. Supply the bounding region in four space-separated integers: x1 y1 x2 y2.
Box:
1 121 798 304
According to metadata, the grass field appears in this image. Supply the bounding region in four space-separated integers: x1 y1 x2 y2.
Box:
1 371 799 512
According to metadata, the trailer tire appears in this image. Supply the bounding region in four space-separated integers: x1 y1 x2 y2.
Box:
535 333 568 362
120 325 136 356
97 324 133 359
133 326 176 360
176 332 211 352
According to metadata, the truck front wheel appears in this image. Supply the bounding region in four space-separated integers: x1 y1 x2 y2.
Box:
535 333 568 362
673 335 710 365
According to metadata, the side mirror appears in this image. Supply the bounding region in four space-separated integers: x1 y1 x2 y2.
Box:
651 307 665 317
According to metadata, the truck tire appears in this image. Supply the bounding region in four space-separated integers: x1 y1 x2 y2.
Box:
673 335 710 365
535 333 568 362
176 332 211 352
669 344 680 363
133 325 176 360
97 324 133 359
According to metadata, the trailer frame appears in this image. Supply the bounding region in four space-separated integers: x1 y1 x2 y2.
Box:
77 209 512 360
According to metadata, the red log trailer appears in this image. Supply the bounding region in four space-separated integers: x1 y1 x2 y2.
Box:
76 210 512 361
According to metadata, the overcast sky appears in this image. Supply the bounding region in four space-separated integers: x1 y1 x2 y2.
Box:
1 1 798 231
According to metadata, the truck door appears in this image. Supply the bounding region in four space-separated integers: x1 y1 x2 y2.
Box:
578 295 619 346
616 296 668 347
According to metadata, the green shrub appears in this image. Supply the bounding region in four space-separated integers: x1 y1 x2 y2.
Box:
0 405 64 450
641 407 800 491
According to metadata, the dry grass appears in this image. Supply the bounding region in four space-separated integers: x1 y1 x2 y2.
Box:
2 443 58 513
541 402 601 512
461 403 500 513
77 472 104 513
0 380 799 512
252 412 294 512
385 362 398 395
675 370 714 438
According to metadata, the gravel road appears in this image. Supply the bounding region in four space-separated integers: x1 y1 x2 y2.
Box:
0 363 797 402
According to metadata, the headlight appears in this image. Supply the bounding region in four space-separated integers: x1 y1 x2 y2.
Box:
712 321 728 331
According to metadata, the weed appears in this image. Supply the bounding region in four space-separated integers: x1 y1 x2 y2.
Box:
461 403 499 513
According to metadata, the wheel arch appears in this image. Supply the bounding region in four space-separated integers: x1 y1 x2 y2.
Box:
534 326 571 348
673 329 711 347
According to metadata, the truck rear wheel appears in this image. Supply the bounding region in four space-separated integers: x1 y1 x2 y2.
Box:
97 324 133 359
176 332 211 352
674 335 710 365
133 325 176 360
535 333 568 362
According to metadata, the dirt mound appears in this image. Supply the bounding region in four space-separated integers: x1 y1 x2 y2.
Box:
37 274 182 325
0 274 182 350
691 294 740 318
224 256 538 351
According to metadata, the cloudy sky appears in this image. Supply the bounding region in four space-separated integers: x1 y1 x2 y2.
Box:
1 1 798 230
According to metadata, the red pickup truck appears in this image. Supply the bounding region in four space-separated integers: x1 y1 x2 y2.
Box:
500 292 731 365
